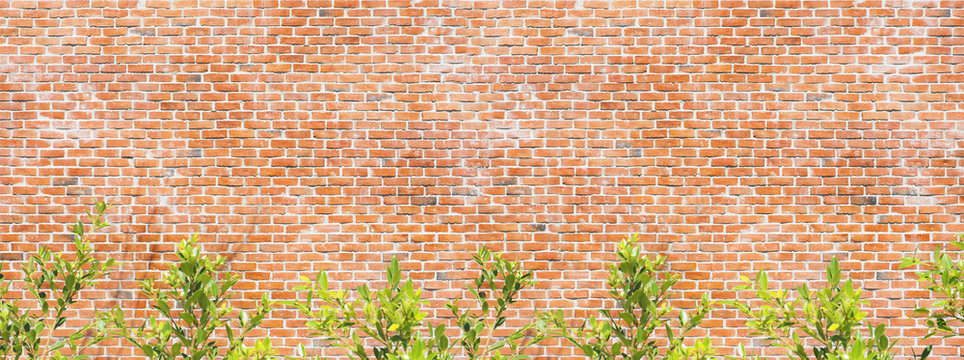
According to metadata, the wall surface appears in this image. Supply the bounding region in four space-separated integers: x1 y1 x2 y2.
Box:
1 0 962 358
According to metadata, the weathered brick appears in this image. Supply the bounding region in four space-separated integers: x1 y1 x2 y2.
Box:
0 0 962 358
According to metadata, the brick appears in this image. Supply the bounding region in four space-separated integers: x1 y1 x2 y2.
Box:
0 0 961 358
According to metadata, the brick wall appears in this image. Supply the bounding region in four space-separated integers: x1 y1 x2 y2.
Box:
1 0 962 358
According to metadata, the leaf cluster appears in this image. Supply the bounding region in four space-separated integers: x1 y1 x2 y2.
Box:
900 234 964 339
729 258 900 360
543 234 717 360
0 200 116 360
102 234 273 360
446 248 549 360
7 205 964 360
289 257 450 360
290 249 548 360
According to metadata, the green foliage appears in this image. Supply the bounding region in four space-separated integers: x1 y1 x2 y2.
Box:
290 257 451 360
543 234 717 360
900 234 964 339
102 234 274 360
729 258 900 360
290 249 548 360
446 248 549 360
0 200 116 360
225 338 275 360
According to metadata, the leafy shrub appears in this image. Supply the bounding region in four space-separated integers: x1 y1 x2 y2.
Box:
290 257 450 360
289 248 547 360
730 257 903 360
102 234 274 360
445 248 549 360
542 234 717 360
900 234 964 339
0 200 116 360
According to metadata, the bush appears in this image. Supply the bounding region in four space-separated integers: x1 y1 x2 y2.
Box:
289 248 548 360
900 234 964 339
102 234 274 360
289 256 450 360
0 200 116 360
9 206 962 360
542 234 717 360
446 248 549 360
729 257 902 360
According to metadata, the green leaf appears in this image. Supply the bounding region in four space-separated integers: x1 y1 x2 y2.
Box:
388 257 401 285
827 257 840 285
317 271 329 291
72 220 85 238
756 270 768 291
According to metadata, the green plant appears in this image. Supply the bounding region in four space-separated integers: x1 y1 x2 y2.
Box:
102 234 274 360
445 248 549 360
0 200 116 360
900 234 964 339
290 249 548 360
542 234 717 360
289 257 451 360
729 257 902 360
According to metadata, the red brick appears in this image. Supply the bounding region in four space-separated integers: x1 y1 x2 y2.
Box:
0 0 962 358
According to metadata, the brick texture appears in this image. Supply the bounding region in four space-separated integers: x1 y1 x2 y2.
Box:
0 0 962 358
